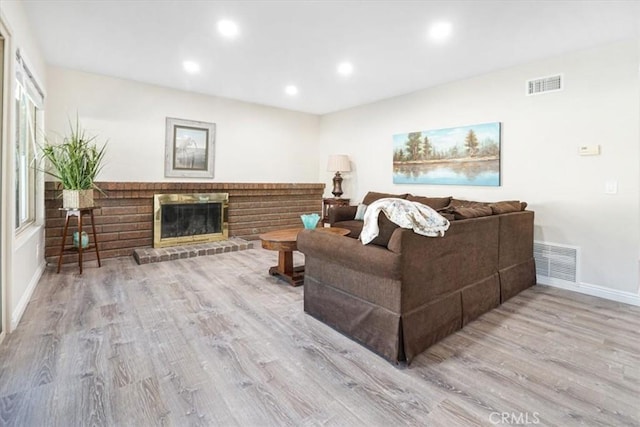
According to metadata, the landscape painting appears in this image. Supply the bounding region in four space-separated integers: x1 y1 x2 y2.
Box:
393 122 501 186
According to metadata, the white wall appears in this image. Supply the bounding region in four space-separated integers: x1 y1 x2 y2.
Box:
318 40 640 296
45 66 320 183
1 0 48 330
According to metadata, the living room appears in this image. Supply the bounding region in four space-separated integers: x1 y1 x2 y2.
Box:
0 1 638 425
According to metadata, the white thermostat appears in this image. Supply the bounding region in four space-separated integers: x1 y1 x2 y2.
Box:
579 145 600 156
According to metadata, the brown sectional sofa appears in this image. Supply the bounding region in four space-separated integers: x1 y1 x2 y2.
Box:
297 191 536 364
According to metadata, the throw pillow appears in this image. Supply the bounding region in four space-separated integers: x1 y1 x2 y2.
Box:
440 212 455 221
354 203 368 220
449 198 488 209
369 213 399 247
489 200 523 214
406 195 452 210
362 191 409 205
452 206 493 220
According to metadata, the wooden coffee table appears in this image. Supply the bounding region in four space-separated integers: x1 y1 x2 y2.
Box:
259 227 350 286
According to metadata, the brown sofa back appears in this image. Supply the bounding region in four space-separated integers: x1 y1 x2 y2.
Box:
300 207 536 364
330 193 527 247
396 215 500 312
498 210 536 302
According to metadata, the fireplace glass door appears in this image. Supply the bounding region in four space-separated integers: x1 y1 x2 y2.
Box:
153 193 229 248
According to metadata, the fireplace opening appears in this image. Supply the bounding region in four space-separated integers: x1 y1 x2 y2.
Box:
154 193 228 248
161 203 222 238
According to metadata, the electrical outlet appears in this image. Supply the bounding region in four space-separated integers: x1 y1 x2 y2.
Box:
605 180 618 194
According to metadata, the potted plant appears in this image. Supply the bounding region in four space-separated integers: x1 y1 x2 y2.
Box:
40 117 107 209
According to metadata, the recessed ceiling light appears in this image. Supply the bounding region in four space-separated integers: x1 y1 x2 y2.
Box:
428 21 452 41
285 85 298 96
337 62 354 76
217 19 239 38
183 60 200 74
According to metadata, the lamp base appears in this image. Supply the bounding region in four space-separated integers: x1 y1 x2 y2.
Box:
331 172 344 198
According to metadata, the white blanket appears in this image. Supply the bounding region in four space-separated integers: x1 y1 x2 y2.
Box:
360 198 450 245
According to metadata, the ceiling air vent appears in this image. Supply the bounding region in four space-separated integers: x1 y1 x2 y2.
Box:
526 74 562 96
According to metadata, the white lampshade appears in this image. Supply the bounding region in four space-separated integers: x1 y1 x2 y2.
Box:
327 154 351 172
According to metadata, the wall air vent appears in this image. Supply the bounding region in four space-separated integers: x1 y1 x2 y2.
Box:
526 74 563 96
534 241 578 284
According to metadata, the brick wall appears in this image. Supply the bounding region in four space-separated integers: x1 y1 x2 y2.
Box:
45 182 324 264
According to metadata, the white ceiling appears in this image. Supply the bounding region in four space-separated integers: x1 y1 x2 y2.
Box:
22 0 640 115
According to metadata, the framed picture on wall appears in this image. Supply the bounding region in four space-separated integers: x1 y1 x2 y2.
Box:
164 117 216 178
392 122 501 186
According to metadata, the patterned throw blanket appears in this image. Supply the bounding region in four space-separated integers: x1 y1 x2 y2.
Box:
360 198 450 245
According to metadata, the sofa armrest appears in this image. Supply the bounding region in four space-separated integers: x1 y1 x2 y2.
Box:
498 210 534 269
297 229 400 279
328 205 357 224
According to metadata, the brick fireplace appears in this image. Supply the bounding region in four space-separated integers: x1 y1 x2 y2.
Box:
153 192 229 248
45 182 324 264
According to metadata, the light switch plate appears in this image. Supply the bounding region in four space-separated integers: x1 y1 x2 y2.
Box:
605 180 618 194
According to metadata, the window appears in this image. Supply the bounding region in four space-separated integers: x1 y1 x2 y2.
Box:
15 82 36 228
14 52 43 231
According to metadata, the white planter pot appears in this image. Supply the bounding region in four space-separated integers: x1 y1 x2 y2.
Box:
62 189 94 209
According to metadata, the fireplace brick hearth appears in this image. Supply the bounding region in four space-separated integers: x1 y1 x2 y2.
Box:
133 238 254 265
45 182 324 264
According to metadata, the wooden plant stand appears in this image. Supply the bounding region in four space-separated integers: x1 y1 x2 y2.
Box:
56 207 102 274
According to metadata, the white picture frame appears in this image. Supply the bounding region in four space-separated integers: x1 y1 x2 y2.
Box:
165 117 216 178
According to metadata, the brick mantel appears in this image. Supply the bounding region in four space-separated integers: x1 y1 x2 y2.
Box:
45 181 325 264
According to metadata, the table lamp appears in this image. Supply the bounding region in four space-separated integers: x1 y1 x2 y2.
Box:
327 154 351 198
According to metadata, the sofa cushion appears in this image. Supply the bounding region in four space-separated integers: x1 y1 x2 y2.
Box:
333 220 363 238
440 212 455 221
489 200 523 214
329 205 358 224
449 198 488 208
451 206 493 220
406 195 452 210
362 191 408 205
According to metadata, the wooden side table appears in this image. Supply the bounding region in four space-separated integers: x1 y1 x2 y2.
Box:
322 198 350 224
57 207 102 274
259 227 350 286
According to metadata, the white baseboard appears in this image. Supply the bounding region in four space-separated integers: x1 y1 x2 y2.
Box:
537 276 640 307
11 261 46 330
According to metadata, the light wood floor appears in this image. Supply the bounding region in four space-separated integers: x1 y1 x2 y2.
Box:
1 247 639 426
